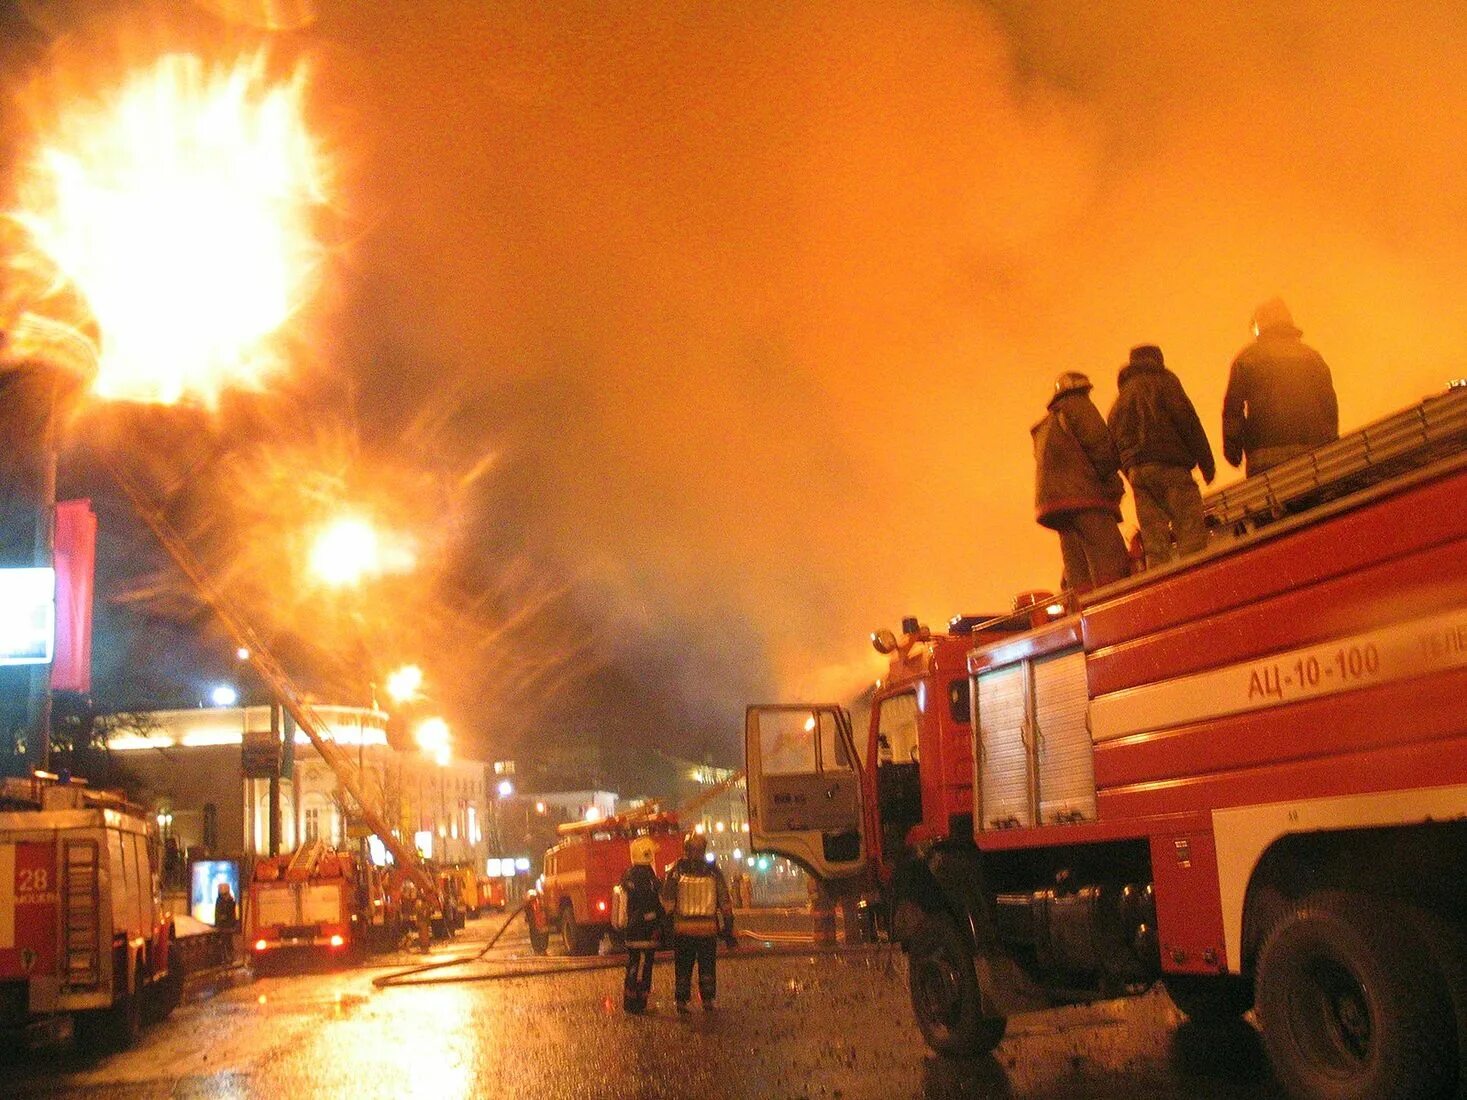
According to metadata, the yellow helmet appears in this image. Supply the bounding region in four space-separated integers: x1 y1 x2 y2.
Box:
629 836 656 866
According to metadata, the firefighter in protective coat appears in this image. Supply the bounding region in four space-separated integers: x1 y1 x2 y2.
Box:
660 832 734 1012
615 836 664 1013
1222 297 1338 476
1033 371 1131 592
1107 344 1216 567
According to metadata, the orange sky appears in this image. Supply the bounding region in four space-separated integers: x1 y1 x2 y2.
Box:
314 1 1467 709
5 1 1462 759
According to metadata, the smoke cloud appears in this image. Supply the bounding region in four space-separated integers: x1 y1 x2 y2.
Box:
7 1 1466 776
311 1 1467 754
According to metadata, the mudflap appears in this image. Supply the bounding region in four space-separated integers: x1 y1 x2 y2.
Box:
974 952 1055 1019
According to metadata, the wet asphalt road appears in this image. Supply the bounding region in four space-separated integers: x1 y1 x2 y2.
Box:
2 915 1283 1100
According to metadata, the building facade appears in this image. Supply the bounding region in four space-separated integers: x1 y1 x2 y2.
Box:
107 704 493 870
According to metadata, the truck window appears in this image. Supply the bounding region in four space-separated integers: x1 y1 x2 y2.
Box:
757 710 819 775
816 711 853 772
877 692 921 764
948 679 971 724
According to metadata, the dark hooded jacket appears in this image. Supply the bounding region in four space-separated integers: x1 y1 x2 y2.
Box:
1108 359 1215 480
1222 325 1338 468
1032 390 1124 528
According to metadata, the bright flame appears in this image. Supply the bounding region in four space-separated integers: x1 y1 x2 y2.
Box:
13 51 327 404
308 514 415 588
415 716 451 766
385 663 424 704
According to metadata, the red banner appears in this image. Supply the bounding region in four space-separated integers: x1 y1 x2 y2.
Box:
51 499 96 694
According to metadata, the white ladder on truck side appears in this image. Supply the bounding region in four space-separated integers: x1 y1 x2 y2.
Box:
1204 384 1467 535
61 838 101 990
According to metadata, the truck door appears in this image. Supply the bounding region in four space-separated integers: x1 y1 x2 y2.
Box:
745 704 865 881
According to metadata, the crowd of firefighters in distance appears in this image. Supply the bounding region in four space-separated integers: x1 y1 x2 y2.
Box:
1032 296 1338 593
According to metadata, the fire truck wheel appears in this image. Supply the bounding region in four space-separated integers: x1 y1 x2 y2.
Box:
145 966 184 1024
908 913 1007 1057
561 907 593 956
1256 891 1454 1100
1164 974 1254 1023
74 983 142 1052
528 918 550 955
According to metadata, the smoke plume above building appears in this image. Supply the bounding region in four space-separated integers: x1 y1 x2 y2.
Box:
5 1 1465 772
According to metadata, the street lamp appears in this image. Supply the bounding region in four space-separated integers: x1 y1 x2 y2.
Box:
385 664 423 705
209 683 239 707
307 513 415 590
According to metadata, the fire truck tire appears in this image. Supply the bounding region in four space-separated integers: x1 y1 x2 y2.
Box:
75 967 143 1053
145 966 184 1024
908 913 1007 1058
1164 974 1254 1023
561 907 594 956
1256 891 1455 1100
528 918 550 955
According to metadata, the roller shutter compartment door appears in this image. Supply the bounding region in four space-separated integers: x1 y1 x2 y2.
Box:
1034 650 1097 825
977 665 1031 830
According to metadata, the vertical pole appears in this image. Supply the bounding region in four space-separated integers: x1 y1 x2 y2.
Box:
26 378 58 773
268 704 281 856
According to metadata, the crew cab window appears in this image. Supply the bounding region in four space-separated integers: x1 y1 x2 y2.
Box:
757 710 819 775
877 692 921 764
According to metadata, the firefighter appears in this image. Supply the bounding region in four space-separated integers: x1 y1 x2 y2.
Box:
1223 297 1339 476
1107 344 1216 567
1032 371 1130 592
660 831 734 1013
616 836 664 1013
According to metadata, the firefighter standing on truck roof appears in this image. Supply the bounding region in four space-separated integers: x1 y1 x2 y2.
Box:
1032 371 1131 592
661 832 734 1013
1107 344 1216 568
1222 296 1339 476
616 836 665 1014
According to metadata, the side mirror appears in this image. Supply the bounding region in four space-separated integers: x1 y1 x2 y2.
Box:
871 629 898 654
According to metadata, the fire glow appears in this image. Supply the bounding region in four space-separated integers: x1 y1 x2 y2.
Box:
13 51 327 405
307 514 416 589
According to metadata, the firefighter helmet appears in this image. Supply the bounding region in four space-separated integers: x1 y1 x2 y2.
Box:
684 832 708 862
629 836 656 866
1052 371 1092 400
1251 297 1294 335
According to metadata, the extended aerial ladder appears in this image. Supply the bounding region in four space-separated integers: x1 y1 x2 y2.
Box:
554 769 747 838
104 457 442 908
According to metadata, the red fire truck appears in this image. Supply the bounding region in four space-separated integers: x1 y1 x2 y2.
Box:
746 387 1467 1100
0 774 181 1050
526 813 684 955
247 841 363 964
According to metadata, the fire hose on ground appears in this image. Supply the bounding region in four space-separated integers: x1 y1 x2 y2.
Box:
372 904 890 989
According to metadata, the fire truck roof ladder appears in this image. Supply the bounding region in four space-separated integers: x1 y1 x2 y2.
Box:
1204 384 1467 534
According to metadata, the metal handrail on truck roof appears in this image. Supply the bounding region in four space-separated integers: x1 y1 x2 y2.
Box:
1203 383 1467 535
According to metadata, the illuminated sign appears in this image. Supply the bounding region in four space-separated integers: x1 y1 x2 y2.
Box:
0 568 55 666
190 859 241 926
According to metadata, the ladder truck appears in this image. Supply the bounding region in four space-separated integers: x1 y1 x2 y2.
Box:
104 460 444 915
745 386 1467 1100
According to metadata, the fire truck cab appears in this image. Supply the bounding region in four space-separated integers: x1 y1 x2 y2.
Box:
746 388 1467 1100
0 775 181 1050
